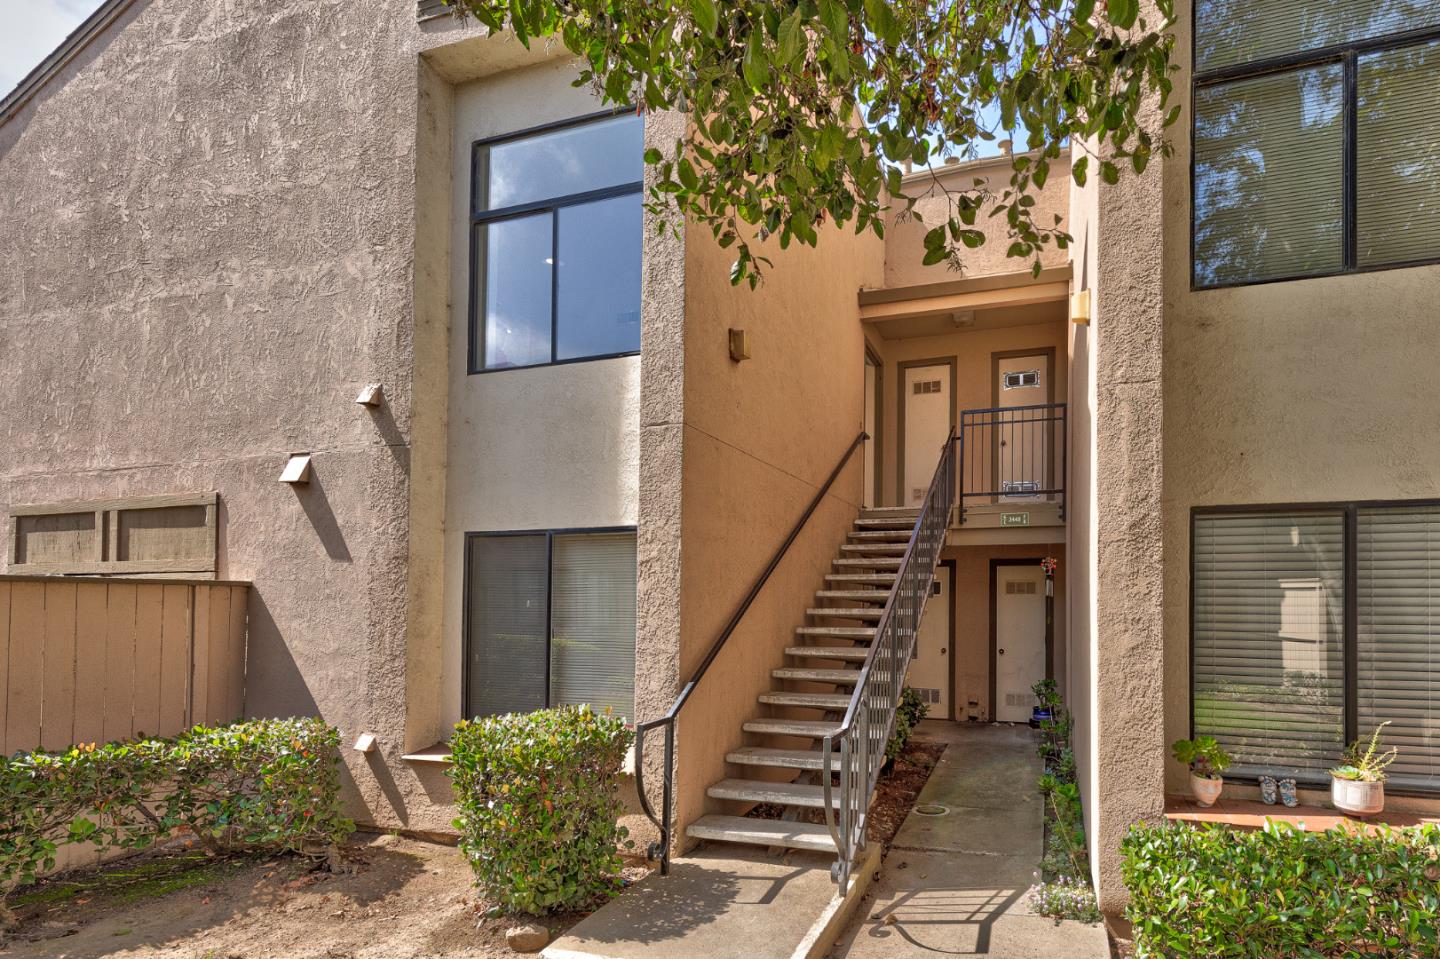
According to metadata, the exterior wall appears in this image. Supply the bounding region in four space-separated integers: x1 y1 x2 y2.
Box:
669 213 885 840
884 154 1071 289
437 63 642 731
1159 0 1440 807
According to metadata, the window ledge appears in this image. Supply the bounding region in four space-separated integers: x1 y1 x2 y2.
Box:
1165 796 1440 833
401 743 452 765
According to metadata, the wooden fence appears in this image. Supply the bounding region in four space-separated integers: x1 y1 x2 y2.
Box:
0 576 248 754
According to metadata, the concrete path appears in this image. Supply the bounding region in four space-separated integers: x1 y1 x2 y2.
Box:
829 722 1109 958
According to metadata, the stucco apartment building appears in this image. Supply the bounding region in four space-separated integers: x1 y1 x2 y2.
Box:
1 0 1437 912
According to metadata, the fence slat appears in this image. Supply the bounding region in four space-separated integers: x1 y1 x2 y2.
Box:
73 583 109 745
0 582 11 750
6 582 45 754
103 583 137 742
226 585 246 721
132 586 164 739
157 584 190 737
39 581 78 751
191 585 211 725
206 587 232 724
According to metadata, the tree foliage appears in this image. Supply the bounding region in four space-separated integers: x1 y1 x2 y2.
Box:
447 0 1177 285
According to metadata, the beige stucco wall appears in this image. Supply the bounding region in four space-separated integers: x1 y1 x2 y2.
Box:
884 154 1071 289
668 209 885 839
1158 0 1440 807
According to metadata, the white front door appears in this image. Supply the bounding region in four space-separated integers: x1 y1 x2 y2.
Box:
996 354 1048 501
903 364 951 506
994 564 1046 722
908 566 951 717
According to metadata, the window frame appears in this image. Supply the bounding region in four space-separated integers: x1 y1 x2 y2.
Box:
467 109 644 374
1189 499 1440 796
461 526 638 721
1190 11 1440 291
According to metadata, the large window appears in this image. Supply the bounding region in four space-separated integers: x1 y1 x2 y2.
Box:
1192 2 1440 288
469 112 644 371
1192 503 1440 792
464 529 637 721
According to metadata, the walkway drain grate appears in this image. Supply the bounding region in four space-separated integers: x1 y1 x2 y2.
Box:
913 803 950 817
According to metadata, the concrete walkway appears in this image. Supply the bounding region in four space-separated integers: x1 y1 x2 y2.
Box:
829 722 1109 959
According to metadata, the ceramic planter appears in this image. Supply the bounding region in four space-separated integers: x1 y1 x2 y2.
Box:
1331 775 1385 817
1190 772 1224 807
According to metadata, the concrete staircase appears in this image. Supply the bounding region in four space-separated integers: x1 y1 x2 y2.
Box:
685 505 919 854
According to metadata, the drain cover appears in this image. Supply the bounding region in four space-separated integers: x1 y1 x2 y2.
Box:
913 803 949 817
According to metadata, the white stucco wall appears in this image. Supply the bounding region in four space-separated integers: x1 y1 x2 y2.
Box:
440 62 641 729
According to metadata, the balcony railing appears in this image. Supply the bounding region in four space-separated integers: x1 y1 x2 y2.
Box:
956 403 1067 524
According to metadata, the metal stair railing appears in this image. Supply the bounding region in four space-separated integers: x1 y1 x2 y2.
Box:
633 431 870 876
820 427 956 892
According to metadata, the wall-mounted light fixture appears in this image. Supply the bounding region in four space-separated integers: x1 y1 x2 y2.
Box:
279 453 312 485
950 310 975 328
353 732 378 753
1070 290 1092 326
355 383 383 407
728 328 751 362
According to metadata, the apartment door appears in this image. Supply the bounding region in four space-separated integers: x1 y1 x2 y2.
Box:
993 563 1047 722
908 564 952 717
994 352 1050 501
863 353 880 508
901 361 953 506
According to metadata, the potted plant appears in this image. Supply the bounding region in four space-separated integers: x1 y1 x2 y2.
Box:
1330 722 1396 818
1173 736 1231 807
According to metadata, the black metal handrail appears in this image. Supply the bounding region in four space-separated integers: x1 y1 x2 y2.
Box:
633 430 870 874
957 402 1067 521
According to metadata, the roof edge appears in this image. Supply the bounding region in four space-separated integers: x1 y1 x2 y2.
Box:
0 0 136 128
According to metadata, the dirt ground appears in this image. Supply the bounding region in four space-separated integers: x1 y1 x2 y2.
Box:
2 834 649 959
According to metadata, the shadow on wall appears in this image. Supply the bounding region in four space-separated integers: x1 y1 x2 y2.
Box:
242 589 321 720
290 462 352 562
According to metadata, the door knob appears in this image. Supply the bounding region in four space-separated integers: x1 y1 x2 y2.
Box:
998 648 1006 655
940 648 947 654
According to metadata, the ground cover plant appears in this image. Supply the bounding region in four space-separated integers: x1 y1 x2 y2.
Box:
449 705 633 915
1123 820 1440 959
0 718 352 927
1028 678 1100 923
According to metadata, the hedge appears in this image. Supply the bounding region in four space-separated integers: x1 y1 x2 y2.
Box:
449 705 632 914
1122 820 1440 958
1 718 352 919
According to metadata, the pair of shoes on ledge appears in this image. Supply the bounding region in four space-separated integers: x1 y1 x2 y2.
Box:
1259 775 1299 807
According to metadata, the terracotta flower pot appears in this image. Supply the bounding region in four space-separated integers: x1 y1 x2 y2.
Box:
1190 772 1223 807
1331 775 1385 817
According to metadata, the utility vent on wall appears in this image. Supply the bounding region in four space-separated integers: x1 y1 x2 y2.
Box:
1005 580 1037 595
1005 692 1029 707
915 688 941 704
913 379 942 395
1002 370 1041 390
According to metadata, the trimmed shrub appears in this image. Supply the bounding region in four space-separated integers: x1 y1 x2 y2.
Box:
885 687 931 763
449 705 633 915
1122 820 1440 959
0 718 352 917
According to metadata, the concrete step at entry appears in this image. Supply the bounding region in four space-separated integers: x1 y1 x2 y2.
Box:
726 746 828 770
806 606 883 620
772 666 861 685
833 557 902 569
840 543 908 555
814 589 891 602
824 572 898 585
784 645 870 661
742 718 843 737
848 530 912 542
859 506 921 518
796 625 876 639
854 517 915 530
687 815 838 853
707 778 838 809
759 691 852 709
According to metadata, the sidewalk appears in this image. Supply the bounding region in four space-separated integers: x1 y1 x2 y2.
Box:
828 722 1109 958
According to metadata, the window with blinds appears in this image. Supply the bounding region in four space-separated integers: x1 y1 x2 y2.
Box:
1193 511 1346 781
464 529 637 721
1357 506 1440 792
1192 3 1440 288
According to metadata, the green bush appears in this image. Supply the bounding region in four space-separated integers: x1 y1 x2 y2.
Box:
0 718 352 916
449 705 633 915
1122 820 1440 959
885 687 930 763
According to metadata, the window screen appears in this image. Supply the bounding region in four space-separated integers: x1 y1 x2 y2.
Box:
1192 511 1346 781
465 534 549 718
550 533 637 719
1357 506 1440 791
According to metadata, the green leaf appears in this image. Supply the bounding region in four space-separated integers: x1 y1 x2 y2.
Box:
1072 156 1088 187
1106 0 1139 29
689 0 718 35
777 11 805 65
742 31 769 89
1100 160 1120 185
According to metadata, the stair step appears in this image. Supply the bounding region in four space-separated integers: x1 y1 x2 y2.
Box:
796 625 876 639
840 544 907 555
742 718 843 737
833 557 902 569
785 645 871 661
707 778 838 809
814 589 891 602
686 815 838 853
726 746 828 770
848 531 911 542
759 691 853 709
855 518 917 530
806 607 883 620
824 572 898 585
772 667 861 684
861 506 921 516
